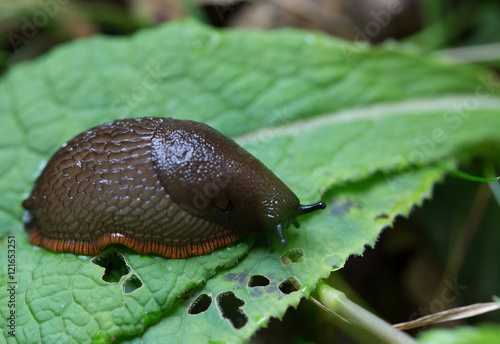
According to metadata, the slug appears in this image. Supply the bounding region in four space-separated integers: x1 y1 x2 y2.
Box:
22 117 326 258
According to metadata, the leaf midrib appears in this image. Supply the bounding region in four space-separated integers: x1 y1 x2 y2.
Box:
235 95 500 144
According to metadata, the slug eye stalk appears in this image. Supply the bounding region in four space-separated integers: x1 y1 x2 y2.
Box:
296 202 327 216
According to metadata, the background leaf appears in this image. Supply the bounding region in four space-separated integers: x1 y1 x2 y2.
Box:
417 323 500 343
1 19 499 343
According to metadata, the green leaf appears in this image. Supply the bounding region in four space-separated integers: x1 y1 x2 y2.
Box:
1 19 500 343
417 323 500 344
0 234 252 343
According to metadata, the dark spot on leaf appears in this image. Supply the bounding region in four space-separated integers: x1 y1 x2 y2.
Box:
122 274 142 294
279 277 300 294
249 288 264 298
329 199 360 216
225 273 247 287
181 287 198 300
248 275 270 287
92 250 129 283
280 249 305 265
375 213 389 219
188 293 212 315
217 291 248 329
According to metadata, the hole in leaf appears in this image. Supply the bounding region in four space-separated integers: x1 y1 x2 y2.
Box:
122 274 142 294
279 277 300 294
280 249 305 265
92 250 129 283
248 275 270 287
217 291 248 329
188 293 212 315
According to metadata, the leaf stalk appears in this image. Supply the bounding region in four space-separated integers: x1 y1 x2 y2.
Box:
315 279 415 344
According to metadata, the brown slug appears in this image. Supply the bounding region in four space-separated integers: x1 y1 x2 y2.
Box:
22 117 326 258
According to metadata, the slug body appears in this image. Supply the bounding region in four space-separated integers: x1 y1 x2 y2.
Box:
23 117 325 258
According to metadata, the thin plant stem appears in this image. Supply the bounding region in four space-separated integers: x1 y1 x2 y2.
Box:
315 280 415 344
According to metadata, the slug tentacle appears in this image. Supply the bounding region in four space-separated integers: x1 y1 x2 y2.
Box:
269 201 327 248
276 223 287 247
296 202 327 216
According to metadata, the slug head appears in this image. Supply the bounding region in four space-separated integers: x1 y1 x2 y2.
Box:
152 118 326 246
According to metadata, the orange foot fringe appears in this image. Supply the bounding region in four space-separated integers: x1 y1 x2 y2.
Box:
27 227 245 258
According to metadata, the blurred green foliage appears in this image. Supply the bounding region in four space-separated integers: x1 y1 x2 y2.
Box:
1 0 500 75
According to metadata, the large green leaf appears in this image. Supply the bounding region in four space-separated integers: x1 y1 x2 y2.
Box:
0 19 499 343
